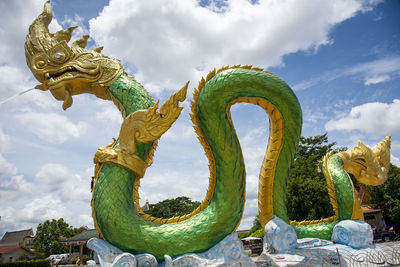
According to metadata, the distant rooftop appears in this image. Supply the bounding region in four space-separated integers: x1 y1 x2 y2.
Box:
59 229 99 244
362 205 382 214
0 229 33 246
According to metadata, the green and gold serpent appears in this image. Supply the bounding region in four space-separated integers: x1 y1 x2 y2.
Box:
25 1 391 261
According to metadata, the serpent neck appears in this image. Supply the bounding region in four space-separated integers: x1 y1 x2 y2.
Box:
107 73 154 159
108 73 154 117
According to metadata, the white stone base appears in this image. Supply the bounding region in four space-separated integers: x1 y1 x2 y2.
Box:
257 241 400 267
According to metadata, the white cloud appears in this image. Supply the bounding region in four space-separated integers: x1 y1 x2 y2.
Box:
89 0 376 92
20 196 68 222
0 66 58 111
0 129 17 178
0 164 93 236
61 14 89 41
392 141 400 152
139 168 209 203
364 75 390 85
0 66 34 98
0 0 43 67
347 57 400 78
36 163 71 185
325 99 400 135
240 128 268 174
94 100 123 138
293 56 400 90
0 175 31 198
0 128 10 152
333 99 352 108
16 112 88 144
347 57 400 86
240 196 258 230
0 0 62 111
161 122 196 141
391 154 400 167
0 155 17 179
0 0 62 69
95 101 123 124
36 163 92 202
0 2 93 236
303 109 328 124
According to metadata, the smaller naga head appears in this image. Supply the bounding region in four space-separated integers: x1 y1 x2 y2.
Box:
25 1 123 109
338 136 391 186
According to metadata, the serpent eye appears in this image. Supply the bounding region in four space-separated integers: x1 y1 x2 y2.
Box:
53 52 66 61
48 41 71 64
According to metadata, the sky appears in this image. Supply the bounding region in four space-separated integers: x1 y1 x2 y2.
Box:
0 0 399 238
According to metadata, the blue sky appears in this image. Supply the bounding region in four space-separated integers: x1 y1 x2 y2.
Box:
0 0 399 237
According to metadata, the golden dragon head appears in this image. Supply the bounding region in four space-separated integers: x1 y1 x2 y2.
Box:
338 135 391 186
25 0 123 110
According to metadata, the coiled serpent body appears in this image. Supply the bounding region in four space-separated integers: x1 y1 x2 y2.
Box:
91 66 359 260
91 67 302 260
25 3 391 261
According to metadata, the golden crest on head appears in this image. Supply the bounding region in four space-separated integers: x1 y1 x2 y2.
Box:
338 135 391 186
25 0 123 110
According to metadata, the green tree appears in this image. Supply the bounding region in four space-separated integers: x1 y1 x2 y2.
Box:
286 133 345 221
249 216 264 238
367 164 400 224
33 218 84 257
241 134 345 239
249 216 261 234
238 216 263 239
147 196 201 218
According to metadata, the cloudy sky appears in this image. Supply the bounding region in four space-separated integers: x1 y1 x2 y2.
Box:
0 0 399 238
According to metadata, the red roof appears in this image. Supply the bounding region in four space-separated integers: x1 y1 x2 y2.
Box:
0 245 22 254
362 205 382 213
0 245 33 255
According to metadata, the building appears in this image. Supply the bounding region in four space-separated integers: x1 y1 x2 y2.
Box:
59 229 99 262
142 200 150 212
0 229 34 248
0 229 35 263
0 245 33 263
362 205 386 231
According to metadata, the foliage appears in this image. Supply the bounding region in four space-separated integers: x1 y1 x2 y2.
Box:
16 254 32 261
0 259 50 267
239 216 263 239
249 216 261 234
250 228 264 238
70 256 78 264
286 133 345 221
70 255 91 265
239 134 344 238
82 255 92 265
33 218 85 257
367 164 400 224
147 196 201 218
238 231 249 239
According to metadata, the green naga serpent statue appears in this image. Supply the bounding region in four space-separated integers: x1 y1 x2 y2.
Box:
25 1 391 262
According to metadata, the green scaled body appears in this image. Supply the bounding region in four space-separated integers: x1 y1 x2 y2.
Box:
92 68 360 261
92 68 304 261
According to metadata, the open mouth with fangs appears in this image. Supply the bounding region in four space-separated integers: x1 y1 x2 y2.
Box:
42 63 101 88
45 66 80 84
